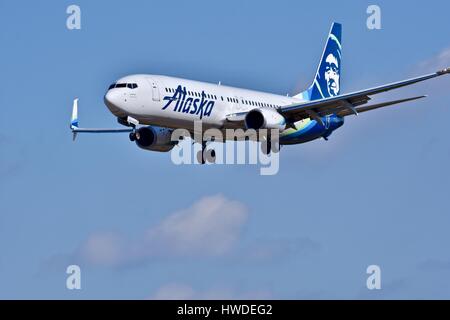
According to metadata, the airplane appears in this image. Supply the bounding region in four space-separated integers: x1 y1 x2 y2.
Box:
70 22 450 163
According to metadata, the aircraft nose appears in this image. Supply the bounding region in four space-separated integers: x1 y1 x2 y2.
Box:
104 90 124 116
104 90 118 108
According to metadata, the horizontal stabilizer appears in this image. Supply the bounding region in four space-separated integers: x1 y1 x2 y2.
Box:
70 98 133 141
72 128 134 133
337 95 427 117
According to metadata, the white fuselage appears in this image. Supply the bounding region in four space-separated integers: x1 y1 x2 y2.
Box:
104 74 304 133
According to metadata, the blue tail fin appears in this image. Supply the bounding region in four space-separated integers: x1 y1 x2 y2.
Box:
295 23 342 101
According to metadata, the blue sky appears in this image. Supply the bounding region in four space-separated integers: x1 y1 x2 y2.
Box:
1 0 450 299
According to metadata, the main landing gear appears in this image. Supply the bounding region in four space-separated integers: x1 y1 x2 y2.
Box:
196 141 216 164
260 136 280 155
195 137 279 164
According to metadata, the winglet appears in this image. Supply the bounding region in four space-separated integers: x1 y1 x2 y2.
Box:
71 98 79 129
437 67 450 75
71 98 79 141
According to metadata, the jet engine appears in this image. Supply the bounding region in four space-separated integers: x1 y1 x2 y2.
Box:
244 108 286 131
131 126 176 152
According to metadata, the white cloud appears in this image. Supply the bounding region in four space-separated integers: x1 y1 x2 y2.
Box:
75 194 249 266
411 47 450 96
417 47 450 73
73 194 319 269
146 194 248 256
77 232 126 267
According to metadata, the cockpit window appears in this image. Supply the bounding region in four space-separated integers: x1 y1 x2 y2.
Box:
109 83 138 90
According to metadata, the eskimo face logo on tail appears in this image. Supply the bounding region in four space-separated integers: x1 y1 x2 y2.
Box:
324 49 340 96
320 34 341 97
162 85 215 119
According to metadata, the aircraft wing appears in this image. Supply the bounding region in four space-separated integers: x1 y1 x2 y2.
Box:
279 68 450 123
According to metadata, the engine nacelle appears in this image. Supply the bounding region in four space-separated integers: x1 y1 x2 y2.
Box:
244 108 286 131
135 126 176 152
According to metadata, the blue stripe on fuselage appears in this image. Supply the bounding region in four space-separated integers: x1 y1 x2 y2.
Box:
280 115 344 145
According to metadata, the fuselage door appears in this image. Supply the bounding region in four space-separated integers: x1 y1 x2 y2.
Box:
148 78 160 102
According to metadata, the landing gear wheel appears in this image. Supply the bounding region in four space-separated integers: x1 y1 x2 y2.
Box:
261 140 272 155
271 140 280 153
197 141 207 164
129 132 136 142
206 149 216 163
196 141 217 164
197 150 206 164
